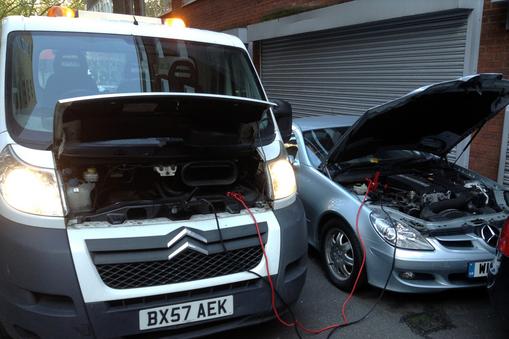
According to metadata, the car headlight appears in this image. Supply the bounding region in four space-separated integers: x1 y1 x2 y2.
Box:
267 156 297 201
0 146 63 216
369 212 434 250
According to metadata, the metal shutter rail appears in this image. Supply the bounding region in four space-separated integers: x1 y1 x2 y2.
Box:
504 133 509 186
261 10 469 161
500 109 509 187
505 146 509 186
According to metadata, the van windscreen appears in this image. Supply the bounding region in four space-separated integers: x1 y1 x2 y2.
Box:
6 31 264 149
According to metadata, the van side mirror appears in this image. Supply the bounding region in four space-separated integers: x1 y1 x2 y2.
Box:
271 99 292 143
286 144 298 159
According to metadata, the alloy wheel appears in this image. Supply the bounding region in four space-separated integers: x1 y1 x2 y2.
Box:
324 228 354 281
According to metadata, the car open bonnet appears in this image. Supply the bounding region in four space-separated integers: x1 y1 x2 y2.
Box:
326 74 509 165
53 93 275 159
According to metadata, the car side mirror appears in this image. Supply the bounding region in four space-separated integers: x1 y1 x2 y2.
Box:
271 99 292 143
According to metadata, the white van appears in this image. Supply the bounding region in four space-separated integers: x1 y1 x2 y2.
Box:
0 8 307 338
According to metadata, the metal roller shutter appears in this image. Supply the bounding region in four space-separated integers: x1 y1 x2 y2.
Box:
261 10 470 161
261 10 470 117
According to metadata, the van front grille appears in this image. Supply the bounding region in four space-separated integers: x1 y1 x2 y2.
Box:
96 246 263 289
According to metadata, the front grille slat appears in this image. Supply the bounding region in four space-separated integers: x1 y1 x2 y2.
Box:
96 246 263 289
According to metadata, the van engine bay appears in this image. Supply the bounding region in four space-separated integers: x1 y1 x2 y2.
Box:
60 153 267 224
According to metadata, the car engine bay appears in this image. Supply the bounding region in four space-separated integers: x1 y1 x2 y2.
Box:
341 164 502 222
59 153 268 224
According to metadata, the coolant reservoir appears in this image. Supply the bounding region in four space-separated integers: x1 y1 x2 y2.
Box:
66 179 94 211
84 168 99 182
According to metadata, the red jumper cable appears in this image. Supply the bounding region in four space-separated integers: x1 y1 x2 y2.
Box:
227 172 379 335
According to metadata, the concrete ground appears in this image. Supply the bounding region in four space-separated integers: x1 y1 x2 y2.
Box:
209 250 507 339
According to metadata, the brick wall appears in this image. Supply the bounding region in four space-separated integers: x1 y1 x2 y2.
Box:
470 0 509 179
166 0 351 31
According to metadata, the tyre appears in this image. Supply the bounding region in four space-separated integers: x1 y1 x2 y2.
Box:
320 218 366 291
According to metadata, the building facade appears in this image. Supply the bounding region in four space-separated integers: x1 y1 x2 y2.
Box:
165 0 509 185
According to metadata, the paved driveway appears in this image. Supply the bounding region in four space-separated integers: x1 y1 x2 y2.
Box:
209 250 506 339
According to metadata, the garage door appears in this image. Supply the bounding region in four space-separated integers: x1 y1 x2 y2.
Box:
261 10 469 118
261 10 470 162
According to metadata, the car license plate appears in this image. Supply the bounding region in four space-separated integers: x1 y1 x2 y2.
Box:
139 295 233 330
467 261 491 278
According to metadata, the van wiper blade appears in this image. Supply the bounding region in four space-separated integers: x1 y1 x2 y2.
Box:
77 197 233 225
158 137 184 147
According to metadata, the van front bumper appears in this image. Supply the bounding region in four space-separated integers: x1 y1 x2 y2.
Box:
0 216 93 338
0 198 307 338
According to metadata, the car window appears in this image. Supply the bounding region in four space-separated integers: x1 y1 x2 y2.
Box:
87 50 133 93
303 127 347 166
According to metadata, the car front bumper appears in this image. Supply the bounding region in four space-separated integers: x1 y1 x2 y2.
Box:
0 199 307 338
366 234 496 293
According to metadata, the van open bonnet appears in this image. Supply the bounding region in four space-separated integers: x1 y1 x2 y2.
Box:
53 93 275 159
325 74 509 165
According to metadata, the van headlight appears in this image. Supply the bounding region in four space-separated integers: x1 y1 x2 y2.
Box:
267 157 296 201
0 147 63 216
369 212 434 250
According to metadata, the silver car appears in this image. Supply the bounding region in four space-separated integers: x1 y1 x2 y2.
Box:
290 74 509 293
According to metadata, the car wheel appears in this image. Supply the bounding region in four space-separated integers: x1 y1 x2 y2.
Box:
321 219 366 291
